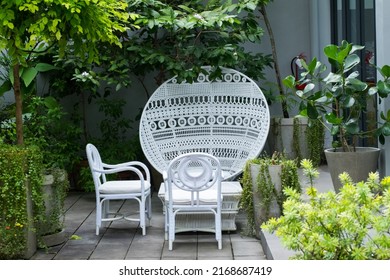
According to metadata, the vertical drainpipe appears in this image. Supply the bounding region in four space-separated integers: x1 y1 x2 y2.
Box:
376 0 390 177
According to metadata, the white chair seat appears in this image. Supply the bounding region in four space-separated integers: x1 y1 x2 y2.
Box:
100 180 151 194
164 188 221 204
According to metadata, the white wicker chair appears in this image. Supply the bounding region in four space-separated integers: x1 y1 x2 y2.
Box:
86 143 152 235
139 66 270 232
163 152 223 250
139 66 270 180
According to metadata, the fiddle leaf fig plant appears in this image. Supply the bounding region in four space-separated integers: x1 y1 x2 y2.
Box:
283 40 390 151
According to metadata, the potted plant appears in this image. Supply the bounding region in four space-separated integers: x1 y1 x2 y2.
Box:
1 95 80 248
240 152 301 239
284 40 390 191
262 159 390 260
0 144 45 259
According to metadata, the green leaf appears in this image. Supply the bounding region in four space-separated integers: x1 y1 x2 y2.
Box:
283 75 296 89
379 134 385 145
381 123 390 136
296 90 304 98
307 102 318 119
368 86 378 96
342 96 355 108
350 44 365 53
35 63 58 72
345 122 360 134
377 80 390 97
303 83 315 93
324 72 341 83
380 65 390 78
331 125 339 136
21 67 38 87
43 96 58 109
70 234 82 240
325 112 342 125
178 5 194 13
348 78 367 92
307 57 318 72
324 45 338 61
344 54 360 72
0 80 12 96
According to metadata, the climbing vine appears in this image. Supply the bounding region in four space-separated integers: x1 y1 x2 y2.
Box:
240 152 301 236
0 144 45 259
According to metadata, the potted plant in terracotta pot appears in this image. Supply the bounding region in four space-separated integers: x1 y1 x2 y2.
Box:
283 40 390 191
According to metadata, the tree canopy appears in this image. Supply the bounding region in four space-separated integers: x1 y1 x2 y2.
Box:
0 0 132 145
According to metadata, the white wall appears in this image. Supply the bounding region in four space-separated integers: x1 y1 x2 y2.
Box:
254 0 312 117
376 0 390 177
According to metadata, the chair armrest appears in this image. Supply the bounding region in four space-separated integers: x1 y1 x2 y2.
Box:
101 161 151 182
93 166 148 184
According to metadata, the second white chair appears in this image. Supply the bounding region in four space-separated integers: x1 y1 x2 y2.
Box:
163 152 223 250
86 143 152 235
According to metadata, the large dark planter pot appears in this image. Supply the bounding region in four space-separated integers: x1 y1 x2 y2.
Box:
325 147 380 192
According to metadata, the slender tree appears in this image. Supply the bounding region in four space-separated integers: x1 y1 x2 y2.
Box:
258 2 289 118
0 0 132 145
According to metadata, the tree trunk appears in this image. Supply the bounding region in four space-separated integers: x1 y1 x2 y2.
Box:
13 63 24 145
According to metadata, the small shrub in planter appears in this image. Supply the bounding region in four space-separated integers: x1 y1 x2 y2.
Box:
240 152 301 236
262 159 390 260
0 144 45 259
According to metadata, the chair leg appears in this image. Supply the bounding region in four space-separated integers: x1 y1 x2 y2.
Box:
140 199 146 236
96 201 102 236
168 211 175 250
147 193 152 220
164 205 168 241
215 211 222 250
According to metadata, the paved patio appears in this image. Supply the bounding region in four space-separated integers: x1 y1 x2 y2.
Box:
30 165 333 260
30 189 266 260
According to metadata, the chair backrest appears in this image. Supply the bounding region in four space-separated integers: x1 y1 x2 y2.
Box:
86 143 106 191
139 66 270 180
165 152 222 206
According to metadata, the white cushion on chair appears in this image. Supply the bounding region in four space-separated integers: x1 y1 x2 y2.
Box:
165 188 222 204
99 180 151 194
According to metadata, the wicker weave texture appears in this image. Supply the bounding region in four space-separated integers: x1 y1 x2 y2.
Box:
139 67 270 180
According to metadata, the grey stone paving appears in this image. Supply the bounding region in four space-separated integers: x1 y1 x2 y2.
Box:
31 189 267 260
30 165 333 260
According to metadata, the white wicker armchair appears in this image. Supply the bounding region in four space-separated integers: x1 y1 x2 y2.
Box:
139 66 270 231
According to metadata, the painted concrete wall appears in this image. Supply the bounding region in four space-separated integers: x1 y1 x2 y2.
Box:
254 0 312 117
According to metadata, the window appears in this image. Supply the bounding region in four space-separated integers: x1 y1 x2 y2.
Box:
331 0 377 146
331 0 376 82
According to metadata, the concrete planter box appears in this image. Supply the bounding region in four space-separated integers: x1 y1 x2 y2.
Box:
250 163 282 239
